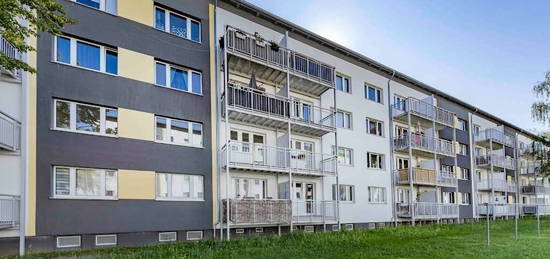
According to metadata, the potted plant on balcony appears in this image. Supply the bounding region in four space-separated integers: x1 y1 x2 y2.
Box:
254 32 266 47
269 40 280 52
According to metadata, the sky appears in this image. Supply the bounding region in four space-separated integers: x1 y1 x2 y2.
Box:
245 0 550 132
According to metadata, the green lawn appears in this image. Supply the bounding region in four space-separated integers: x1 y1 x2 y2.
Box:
15 217 550 259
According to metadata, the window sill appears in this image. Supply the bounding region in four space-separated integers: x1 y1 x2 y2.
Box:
156 198 204 202
368 202 387 205
366 133 385 138
52 128 119 139
50 196 118 201
153 83 203 97
153 27 202 44
155 140 204 149
52 61 118 77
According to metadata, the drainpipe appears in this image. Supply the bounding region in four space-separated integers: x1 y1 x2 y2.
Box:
19 18 30 256
386 70 397 226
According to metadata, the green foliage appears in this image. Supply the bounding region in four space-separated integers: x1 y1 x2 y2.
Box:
532 71 550 125
0 0 75 73
15 218 550 259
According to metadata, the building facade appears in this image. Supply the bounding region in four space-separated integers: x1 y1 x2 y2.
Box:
0 0 548 255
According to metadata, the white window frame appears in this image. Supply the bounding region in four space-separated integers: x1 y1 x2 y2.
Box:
366 117 384 137
365 84 383 104
456 118 467 131
336 74 351 93
368 186 387 203
156 173 204 201
53 99 118 137
458 143 468 155
394 95 407 111
233 177 267 199
53 36 118 75
333 146 353 166
154 6 201 43
396 157 409 170
70 0 117 14
460 192 471 205
458 167 470 180
334 184 355 202
336 110 352 129
473 124 481 136
52 166 118 200
155 116 203 148
154 61 202 95
367 152 384 170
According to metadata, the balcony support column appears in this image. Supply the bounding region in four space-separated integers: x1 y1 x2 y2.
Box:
223 30 231 240
407 110 415 226
489 139 495 221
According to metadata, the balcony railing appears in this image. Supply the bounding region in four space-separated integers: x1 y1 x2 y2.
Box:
0 36 21 79
392 97 454 127
395 168 457 187
0 195 19 229
223 199 291 225
293 200 337 223
522 205 550 215
226 27 335 86
474 128 504 144
504 135 515 148
519 162 539 175
477 204 517 216
394 133 455 156
0 111 21 152
475 155 515 170
477 179 516 192
221 142 337 176
396 203 459 219
224 84 336 131
521 184 549 194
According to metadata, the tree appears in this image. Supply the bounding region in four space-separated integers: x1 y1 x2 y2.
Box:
532 71 550 125
0 0 75 73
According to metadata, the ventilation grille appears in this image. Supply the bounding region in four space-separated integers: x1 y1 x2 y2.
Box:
95 234 117 246
332 225 339 231
255 227 263 233
56 236 81 248
187 231 203 241
344 224 354 231
235 228 245 234
159 232 177 242
304 226 315 233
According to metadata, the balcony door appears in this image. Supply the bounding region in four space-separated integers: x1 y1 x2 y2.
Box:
230 130 265 165
292 99 313 122
234 178 266 199
291 140 314 171
294 182 316 215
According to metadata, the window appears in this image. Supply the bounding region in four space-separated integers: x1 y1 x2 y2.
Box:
73 0 117 14
333 185 354 202
458 143 468 155
396 188 410 203
155 61 202 94
473 124 481 136
442 192 456 204
155 116 203 147
366 118 383 136
336 74 351 93
367 152 384 169
459 192 471 205
457 118 467 131
336 110 352 129
54 36 118 75
365 85 382 103
155 7 201 42
156 173 203 201
54 99 118 136
441 165 454 173
368 187 386 203
394 95 407 111
53 166 117 199
332 146 353 166
396 157 409 170
233 178 266 199
458 167 470 180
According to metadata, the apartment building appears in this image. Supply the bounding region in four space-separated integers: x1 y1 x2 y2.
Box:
0 0 549 255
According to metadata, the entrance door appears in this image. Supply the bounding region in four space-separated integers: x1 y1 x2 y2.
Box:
291 140 315 171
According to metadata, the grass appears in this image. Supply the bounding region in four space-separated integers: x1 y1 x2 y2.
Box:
11 217 550 259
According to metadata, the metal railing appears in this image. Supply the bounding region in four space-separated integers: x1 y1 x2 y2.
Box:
504 134 515 148
226 27 335 86
395 169 457 187
522 205 550 215
223 199 291 225
519 161 539 175
0 36 21 79
0 195 20 229
220 142 337 176
394 133 455 156
438 171 458 187
293 200 337 223
392 97 455 126
477 179 516 192
474 128 504 144
477 204 517 216
224 84 335 130
396 202 459 219
0 111 21 152
521 185 549 194
475 155 515 169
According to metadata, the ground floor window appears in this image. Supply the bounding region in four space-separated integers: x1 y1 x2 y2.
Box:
53 166 117 199
157 173 204 201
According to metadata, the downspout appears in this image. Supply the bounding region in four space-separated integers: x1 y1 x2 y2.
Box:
19 18 30 256
386 70 397 226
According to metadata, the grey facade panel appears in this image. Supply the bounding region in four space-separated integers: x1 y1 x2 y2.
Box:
35 0 212 236
459 205 473 218
458 180 472 193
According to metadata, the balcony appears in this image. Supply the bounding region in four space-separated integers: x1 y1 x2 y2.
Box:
477 204 517 217
474 128 504 148
393 133 455 157
225 27 335 96
222 199 291 225
223 84 335 137
396 203 459 219
519 162 539 175
522 205 550 215
293 200 337 224
475 155 515 170
0 195 19 229
220 142 337 177
0 36 22 80
0 111 21 152
392 97 455 128
394 168 457 187
476 179 516 192
504 135 515 148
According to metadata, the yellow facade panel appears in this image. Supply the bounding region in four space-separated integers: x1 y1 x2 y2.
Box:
118 170 156 199
118 108 154 141
118 0 154 26
118 48 154 84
